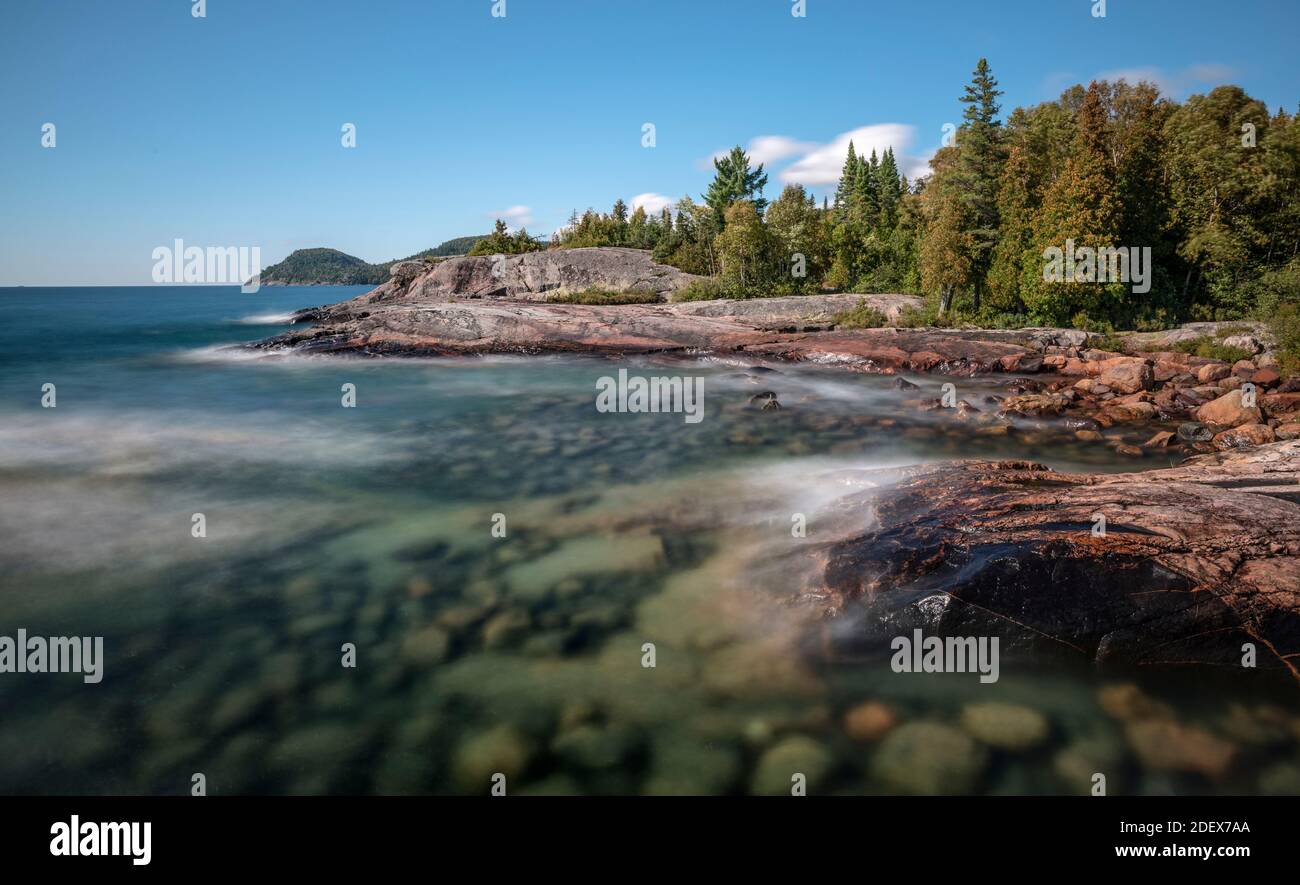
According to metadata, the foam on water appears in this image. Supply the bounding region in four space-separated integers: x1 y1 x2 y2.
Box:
232 312 298 325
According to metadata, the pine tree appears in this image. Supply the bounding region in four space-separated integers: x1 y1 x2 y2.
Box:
876 148 903 223
468 218 515 255
955 57 1005 312
834 141 858 212
853 150 880 218
704 146 769 224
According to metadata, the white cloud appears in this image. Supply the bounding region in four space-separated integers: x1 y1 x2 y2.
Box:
1095 63 1237 97
699 135 818 171
742 135 820 166
629 192 675 215
779 124 931 186
489 205 534 231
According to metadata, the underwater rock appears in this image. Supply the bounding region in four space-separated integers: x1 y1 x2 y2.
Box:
1124 719 1236 779
959 702 1050 752
750 735 834 796
842 700 899 742
643 732 742 796
871 722 988 795
452 725 534 793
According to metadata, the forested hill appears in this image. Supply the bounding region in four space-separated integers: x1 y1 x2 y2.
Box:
258 236 486 285
408 236 485 258
258 248 388 285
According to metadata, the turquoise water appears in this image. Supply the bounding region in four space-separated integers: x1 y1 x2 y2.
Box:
0 286 1296 796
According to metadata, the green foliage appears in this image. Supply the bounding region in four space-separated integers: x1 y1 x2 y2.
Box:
258 248 389 285
1021 82 1126 325
1171 335 1255 363
419 236 485 258
554 199 672 252
515 61 1300 338
654 197 719 275
546 288 661 305
670 278 726 302
832 299 888 329
1243 259 1300 318
715 201 774 288
669 276 775 301
1164 87 1276 317
765 184 828 293
468 219 544 256
1270 303 1300 376
704 146 769 223
895 300 949 328
952 57 1005 310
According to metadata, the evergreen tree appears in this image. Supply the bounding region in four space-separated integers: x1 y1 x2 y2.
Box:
468 219 515 255
852 149 880 219
704 146 769 223
954 57 1005 312
834 141 858 213
876 148 903 223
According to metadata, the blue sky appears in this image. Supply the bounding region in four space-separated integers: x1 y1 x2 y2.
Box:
1 0 1297 285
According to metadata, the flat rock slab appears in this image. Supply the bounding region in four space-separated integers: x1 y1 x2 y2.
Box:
811 440 1300 678
258 293 1058 375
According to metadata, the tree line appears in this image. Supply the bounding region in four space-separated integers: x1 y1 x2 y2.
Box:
471 59 1300 332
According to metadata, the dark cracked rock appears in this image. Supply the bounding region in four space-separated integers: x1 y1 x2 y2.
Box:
802 440 1300 679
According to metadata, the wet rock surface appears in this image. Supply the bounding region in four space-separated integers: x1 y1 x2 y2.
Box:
813 440 1300 678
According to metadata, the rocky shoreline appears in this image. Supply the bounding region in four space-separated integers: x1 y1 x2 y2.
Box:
258 281 1297 455
252 265 1300 681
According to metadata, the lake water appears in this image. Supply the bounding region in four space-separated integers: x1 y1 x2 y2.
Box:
0 286 1296 795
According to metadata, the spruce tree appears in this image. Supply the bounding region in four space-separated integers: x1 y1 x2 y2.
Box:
876 148 903 222
955 57 1005 312
834 141 859 213
704 146 769 224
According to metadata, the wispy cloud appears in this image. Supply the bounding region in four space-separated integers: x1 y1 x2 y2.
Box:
698 135 819 171
780 124 932 186
1093 63 1238 97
